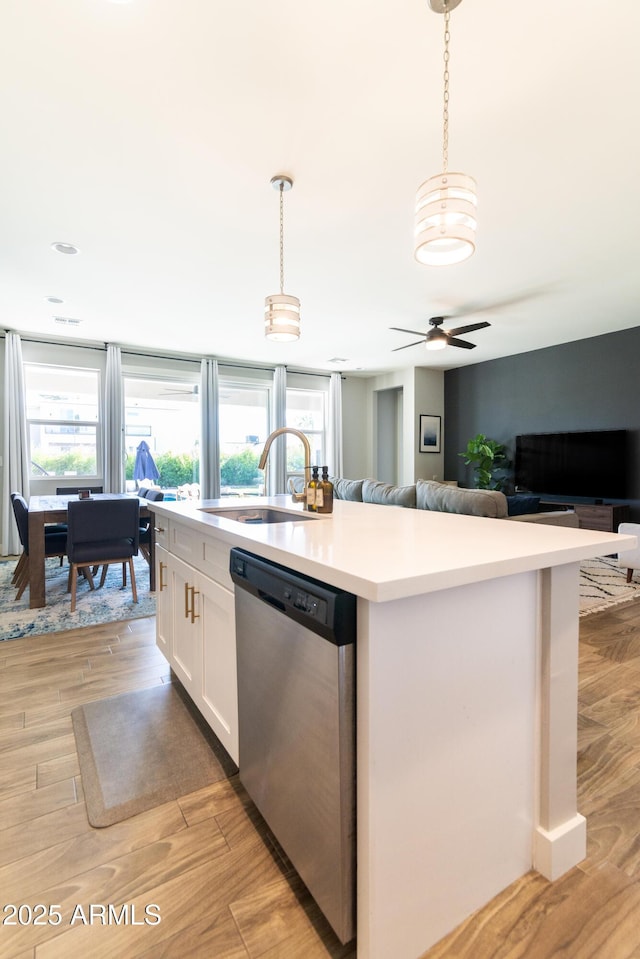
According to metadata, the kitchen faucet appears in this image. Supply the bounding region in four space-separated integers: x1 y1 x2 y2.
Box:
258 428 311 503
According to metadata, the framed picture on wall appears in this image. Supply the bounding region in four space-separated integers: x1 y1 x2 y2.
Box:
419 414 441 453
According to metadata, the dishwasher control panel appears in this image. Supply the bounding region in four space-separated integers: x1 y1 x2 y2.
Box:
230 548 356 646
283 585 325 619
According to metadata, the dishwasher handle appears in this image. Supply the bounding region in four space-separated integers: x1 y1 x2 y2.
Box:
257 588 286 613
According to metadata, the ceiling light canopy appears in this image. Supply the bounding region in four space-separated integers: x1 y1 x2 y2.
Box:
265 175 300 342
414 0 476 267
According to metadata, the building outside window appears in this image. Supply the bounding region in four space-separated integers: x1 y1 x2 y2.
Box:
25 364 101 479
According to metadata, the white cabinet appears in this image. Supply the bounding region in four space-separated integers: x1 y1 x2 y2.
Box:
155 523 238 764
198 571 237 756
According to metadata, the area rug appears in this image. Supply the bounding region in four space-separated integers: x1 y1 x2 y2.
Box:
579 555 640 617
0 554 156 642
72 683 237 827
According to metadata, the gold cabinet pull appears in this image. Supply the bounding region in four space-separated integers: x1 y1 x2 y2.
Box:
184 582 200 623
189 586 200 624
154 526 165 533
159 561 167 592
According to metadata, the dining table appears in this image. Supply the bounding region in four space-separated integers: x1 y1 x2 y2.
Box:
27 493 156 609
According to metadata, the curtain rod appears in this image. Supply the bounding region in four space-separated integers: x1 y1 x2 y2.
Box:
1 331 335 379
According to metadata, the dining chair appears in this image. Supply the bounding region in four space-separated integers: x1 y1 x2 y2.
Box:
66 498 140 612
11 493 68 600
139 489 164 564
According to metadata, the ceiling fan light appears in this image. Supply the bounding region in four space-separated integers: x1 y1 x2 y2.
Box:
425 329 448 351
414 172 477 266
264 293 301 342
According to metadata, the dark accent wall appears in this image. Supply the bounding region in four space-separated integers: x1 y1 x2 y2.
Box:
444 325 640 520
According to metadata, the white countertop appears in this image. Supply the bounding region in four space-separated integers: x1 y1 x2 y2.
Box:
150 495 636 602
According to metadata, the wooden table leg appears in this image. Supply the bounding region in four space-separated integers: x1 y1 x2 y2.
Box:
28 511 46 608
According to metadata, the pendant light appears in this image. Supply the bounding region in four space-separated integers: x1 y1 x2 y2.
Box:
414 0 477 266
264 174 301 341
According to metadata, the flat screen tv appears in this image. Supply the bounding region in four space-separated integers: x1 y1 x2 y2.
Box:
514 429 628 500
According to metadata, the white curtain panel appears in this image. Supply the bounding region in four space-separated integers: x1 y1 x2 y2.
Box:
103 344 124 493
329 372 344 478
2 332 30 555
271 365 287 494
200 357 220 500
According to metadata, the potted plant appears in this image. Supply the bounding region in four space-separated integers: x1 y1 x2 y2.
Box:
459 433 509 490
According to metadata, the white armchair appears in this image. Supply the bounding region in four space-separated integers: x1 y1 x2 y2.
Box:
617 523 640 583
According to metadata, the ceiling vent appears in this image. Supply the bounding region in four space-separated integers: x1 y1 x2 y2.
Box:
53 316 81 326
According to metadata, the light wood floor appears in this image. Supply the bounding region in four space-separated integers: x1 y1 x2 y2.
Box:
1 600 640 958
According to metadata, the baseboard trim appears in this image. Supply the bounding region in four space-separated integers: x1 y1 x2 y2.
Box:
533 814 587 880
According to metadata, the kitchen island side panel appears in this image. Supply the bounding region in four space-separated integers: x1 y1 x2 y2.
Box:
356 571 539 959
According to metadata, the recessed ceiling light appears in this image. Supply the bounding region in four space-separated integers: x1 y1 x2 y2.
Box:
45 296 64 304
328 357 349 364
51 242 79 255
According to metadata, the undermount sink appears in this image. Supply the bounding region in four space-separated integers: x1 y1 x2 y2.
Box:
200 506 317 524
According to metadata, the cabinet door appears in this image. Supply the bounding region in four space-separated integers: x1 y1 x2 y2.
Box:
155 545 172 660
197 573 238 764
169 552 201 692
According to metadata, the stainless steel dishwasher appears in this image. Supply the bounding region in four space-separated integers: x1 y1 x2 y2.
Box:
230 547 357 944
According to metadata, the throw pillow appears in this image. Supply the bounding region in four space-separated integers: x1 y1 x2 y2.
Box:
506 495 541 516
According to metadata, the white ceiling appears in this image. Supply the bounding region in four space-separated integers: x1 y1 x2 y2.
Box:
1 0 639 375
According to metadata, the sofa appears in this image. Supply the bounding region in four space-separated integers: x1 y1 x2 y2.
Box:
326 477 579 527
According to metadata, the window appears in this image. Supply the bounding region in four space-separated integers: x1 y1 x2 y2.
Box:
25 364 100 478
124 377 200 495
286 387 326 474
219 381 270 495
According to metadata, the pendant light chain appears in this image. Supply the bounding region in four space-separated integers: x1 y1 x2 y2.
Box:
279 182 285 295
442 3 450 173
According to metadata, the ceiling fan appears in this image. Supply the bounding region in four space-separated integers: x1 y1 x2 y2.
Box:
389 287 549 353
390 316 490 352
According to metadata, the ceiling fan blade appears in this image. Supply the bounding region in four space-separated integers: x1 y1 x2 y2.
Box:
445 321 491 337
446 337 476 350
392 339 426 352
390 326 428 337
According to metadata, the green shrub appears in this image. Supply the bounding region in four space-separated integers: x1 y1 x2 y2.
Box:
31 452 96 476
125 451 199 487
220 449 261 487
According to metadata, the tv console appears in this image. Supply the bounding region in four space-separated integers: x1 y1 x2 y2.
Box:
540 502 629 533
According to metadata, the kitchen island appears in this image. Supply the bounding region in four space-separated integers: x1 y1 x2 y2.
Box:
149 494 635 959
